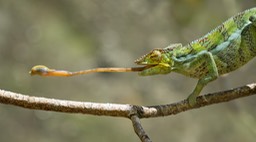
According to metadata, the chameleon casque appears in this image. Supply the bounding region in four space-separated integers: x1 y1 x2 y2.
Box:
30 8 256 106
134 7 256 105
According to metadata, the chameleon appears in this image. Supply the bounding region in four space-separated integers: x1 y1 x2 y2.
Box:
134 7 256 106
30 7 256 106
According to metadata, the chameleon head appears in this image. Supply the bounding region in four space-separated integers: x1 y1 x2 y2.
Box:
134 49 173 76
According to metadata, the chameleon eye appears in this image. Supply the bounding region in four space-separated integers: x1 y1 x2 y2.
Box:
151 50 162 60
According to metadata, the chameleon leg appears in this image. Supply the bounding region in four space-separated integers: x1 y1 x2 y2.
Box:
187 51 219 106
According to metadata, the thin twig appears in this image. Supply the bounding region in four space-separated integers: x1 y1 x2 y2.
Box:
130 115 152 142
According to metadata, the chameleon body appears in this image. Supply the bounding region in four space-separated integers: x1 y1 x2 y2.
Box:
135 7 256 106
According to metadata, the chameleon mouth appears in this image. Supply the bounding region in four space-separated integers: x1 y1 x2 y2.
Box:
135 64 158 71
134 60 159 71
134 59 158 66
142 64 158 68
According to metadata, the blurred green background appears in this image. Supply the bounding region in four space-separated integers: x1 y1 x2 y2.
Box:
0 0 256 142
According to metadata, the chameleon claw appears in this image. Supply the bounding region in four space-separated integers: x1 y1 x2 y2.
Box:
188 95 197 106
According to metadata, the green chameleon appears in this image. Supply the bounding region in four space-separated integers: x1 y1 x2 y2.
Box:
30 8 256 106
134 7 256 106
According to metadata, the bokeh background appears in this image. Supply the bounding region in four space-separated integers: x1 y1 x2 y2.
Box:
0 0 256 142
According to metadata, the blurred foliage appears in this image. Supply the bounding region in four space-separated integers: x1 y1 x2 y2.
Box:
0 0 256 142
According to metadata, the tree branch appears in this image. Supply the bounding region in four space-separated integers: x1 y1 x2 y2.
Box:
0 83 255 142
0 83 255 118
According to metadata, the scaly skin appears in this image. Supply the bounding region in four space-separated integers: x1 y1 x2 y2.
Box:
135 7 256 106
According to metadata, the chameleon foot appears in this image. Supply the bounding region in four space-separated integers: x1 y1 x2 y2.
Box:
187 94 197 106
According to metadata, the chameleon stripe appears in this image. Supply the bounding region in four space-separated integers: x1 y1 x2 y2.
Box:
175 7 256 57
